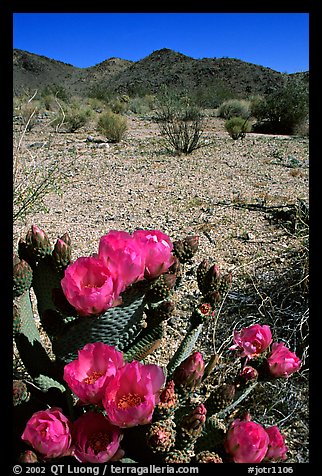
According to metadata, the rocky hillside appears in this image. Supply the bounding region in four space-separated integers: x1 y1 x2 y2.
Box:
13 47 308 101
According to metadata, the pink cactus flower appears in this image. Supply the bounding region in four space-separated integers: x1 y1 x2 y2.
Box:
267 342 301 378
63 342 124 405
72 411 124 463
132 229 175 279
231 324 272 359
224 417 269 463
21 407 72 459
264 426 288 461
172 351 205 389
61 256 123 316
102 360 165 428
98 230 145 291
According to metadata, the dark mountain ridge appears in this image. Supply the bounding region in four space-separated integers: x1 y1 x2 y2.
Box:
13 47 308 101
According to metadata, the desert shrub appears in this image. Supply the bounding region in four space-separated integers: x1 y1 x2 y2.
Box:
40 84 68 102
218 99 251 120
129 94 156 115
251 78 309 135
225 116 251 140
155 90 206 155
20 101 40 131
108 97 129 115
97 109 128 142
50 101 91 133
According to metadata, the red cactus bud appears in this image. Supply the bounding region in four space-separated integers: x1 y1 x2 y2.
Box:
184 235 199 254
146 420 176 453
159 380 177 407
173 235 199 263
173 351 205 389
52 238 72 271
13 258 33 297
197 259 209 292
238 365 259 385
181 403 207 434
59 231 71 246
25 225 51 259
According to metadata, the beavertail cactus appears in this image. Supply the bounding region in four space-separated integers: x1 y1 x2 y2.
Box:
13 225 297 464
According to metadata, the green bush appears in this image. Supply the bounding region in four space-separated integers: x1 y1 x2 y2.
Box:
218 99 250 120
50 102 91 132
20 101 40 131
129 95 156 115
155 90 206 155
251 78 309 134
97 110 128 142
225 116 251 140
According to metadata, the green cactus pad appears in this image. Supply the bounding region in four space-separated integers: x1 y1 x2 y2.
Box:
123 322 165 362
167 323 203 375
52 291 147 363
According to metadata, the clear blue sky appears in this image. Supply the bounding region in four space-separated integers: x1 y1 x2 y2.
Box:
13 13 309 73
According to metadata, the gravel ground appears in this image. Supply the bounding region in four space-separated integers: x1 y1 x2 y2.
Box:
13 113 309 462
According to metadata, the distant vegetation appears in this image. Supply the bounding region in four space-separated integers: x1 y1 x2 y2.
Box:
13 48 309 137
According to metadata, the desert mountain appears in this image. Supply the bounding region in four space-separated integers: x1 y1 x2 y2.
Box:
13 47 308 101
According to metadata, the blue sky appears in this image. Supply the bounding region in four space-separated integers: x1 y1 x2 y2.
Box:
13 13 309 73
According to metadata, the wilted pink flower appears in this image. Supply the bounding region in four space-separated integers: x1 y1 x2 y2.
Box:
132 229 175 279
231 324 272 359
72 411 124 463
173 351 205 389
61 256 123 316
21 407 72 459
98 230 145 291
267 342 301 378
224 417 269 463
264 426 288 461
63 342 124 405
102 361 165 428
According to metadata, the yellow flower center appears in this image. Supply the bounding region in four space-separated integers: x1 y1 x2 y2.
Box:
117 393 143 409
87 432 110 454
83 370 105 385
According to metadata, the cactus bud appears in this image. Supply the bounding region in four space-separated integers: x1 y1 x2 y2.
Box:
205 383 236 416
13 257 33 297
25 225 51 260
146 273 177 302
202 263 221 294
146 419 176 453
218 271 232 295
197 259 209 293
180 403 207 435
18 450 39 463
173 235 199 263
145 300 175 326
154 380 178 418
52 238 72 272
59 231 71 246
173 351 205 390
195 451 223 463
236 365 259 387
13 380 30 406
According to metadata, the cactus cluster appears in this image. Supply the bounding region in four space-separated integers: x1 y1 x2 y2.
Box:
13 225 300 464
